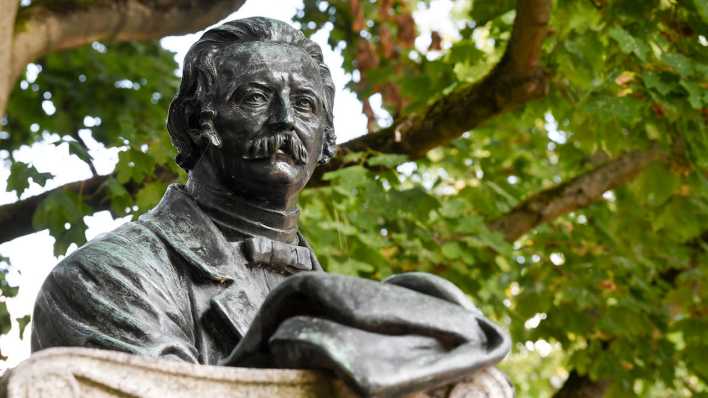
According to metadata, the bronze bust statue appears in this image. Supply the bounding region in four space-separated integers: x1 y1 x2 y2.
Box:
31 17 510 397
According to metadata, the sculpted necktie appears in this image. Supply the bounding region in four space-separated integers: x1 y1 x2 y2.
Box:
211 236 316 338
241 236 314 274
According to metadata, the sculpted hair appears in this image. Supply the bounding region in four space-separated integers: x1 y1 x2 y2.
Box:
167 17 336 170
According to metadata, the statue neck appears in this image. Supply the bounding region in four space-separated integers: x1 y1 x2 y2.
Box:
185 167 300 244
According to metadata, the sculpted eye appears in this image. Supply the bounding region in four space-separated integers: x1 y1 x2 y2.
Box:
242 92 269 107
293 96 316 113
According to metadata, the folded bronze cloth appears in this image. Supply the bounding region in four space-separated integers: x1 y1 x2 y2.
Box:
221 272 510 397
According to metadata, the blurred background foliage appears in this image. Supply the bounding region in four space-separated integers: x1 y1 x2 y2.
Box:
1 0 707 397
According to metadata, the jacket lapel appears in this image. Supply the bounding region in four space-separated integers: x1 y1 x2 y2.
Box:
209 281 267 339
138 184 324 339
139 184 234 283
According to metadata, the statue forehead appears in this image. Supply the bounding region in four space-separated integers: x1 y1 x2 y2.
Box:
215 42 322 87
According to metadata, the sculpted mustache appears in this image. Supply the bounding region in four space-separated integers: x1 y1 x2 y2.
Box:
241 131 308 165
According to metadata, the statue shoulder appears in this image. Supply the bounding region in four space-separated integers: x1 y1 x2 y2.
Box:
32 219 195 355
45 220 176 291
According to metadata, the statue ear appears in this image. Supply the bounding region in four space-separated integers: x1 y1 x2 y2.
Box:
199 108 222 148
318 127 336 165
187 107 222 148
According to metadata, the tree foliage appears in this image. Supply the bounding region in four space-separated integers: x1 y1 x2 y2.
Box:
1 0 707 396
5 40 181 255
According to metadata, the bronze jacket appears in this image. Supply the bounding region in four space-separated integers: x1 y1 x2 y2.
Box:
32 185 512 397
31 184 322 365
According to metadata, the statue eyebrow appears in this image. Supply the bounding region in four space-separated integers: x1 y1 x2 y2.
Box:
292 86 318 96
219 62 269 97
244 81 272 92
225 80 272 101
287 74 323 102
223 67 324 102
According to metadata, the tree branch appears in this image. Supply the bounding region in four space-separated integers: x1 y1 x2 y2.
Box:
309 0 552 184
0 174 108 243
2 0 247 117
551 370 609 398
0 166 177 244
489 147 664 242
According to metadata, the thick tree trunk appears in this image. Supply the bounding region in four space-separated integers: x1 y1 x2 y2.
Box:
0 0 19 119
0 0 246 118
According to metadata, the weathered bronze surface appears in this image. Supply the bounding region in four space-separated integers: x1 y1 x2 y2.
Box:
31 17 510 397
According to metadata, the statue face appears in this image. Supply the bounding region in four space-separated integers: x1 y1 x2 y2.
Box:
207 42 327 200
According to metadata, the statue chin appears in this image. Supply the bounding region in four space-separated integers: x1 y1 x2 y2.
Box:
231 156 308 192
259 156 302 180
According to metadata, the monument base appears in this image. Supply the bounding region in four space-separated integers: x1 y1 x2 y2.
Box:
1 348 513 397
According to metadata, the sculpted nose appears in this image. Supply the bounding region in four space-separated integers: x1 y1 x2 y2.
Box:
269 96 295 131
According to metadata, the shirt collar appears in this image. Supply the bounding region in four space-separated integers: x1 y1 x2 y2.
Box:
138 184 323 283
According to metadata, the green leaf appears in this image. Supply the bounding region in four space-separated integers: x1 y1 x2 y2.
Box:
16 315 31 339
447 41 485 65
341 151 367 164
469 0 516 25
32 190 90 255
642 72 675 96
390 187 440 219
329 258 375 276
554 0 602 34
6 162 52 196
136 181 165 211
323 165 369 184
662 53 695 77
680 80 707 110
644 123 661 140
598 306 648 337
116 149 156 184
440 199 467 218
608 26 649 61
634 162 679 207
366 154 408 168
66 139 94 166
441 241 464 260
101 177 132 215
582 95 645 128
694 0 708 23
319 220 358 236
0 302 10 335
0 269 18 299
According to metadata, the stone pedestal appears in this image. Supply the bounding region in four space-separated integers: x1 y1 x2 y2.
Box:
1 348 513 398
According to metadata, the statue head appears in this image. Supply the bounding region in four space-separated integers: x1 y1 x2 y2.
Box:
167 17 336 202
